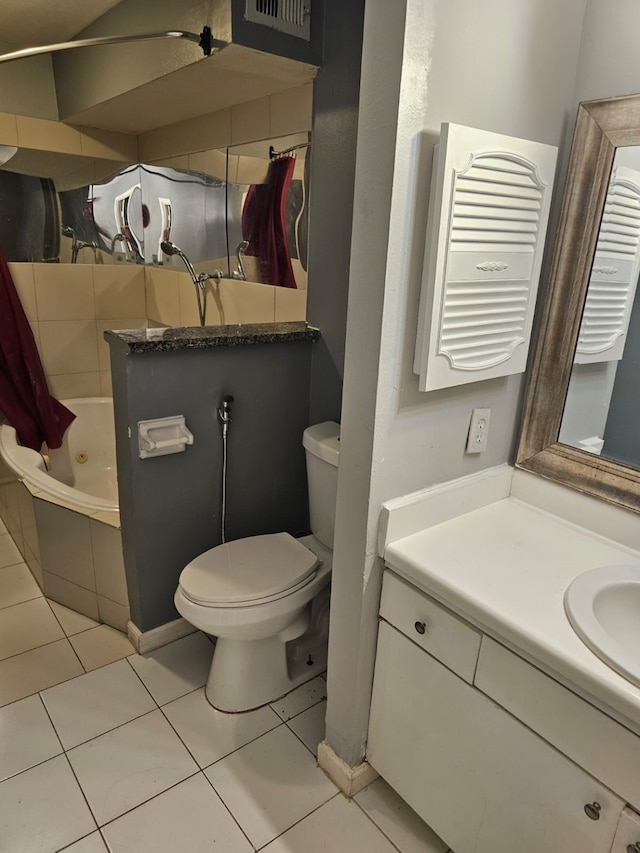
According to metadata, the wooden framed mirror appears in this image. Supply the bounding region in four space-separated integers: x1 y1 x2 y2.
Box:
517 92 640 513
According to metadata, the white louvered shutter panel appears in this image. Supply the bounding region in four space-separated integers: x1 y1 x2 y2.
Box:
414 123 558 391
575 164 640 364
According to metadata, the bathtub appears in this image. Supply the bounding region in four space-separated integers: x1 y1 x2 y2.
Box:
0 398 129 631
0 397 118 512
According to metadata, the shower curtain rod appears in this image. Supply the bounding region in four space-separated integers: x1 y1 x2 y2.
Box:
269 142 311 159
0 27 224 64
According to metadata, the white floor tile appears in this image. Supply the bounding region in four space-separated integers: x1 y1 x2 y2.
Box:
70 624 135 671
355 778 449 853
0 755 96 853
270 676 327 721
50 600 100 636
41 659 156 749
0 597 64 660
205 724 337 848
0 562 41 609
102 772 252 853
0 533 23 569
0 694 62 781
127 632 213 705
261 793 401 852
287 699 326 756
0 639 83 707
68 709 198 825
61 833 108 852
163 687 281 768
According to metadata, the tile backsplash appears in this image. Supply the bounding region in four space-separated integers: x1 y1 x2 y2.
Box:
9 262 307 401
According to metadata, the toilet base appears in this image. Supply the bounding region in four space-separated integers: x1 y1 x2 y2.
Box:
205 630 328 713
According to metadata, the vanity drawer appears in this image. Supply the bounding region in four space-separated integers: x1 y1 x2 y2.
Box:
475 637 640 806
379 571 481 683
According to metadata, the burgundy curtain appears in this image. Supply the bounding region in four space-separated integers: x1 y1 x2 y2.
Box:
0 249 74 450
242 154 297 289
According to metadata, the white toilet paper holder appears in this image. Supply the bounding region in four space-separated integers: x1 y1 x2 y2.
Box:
138 415 194 459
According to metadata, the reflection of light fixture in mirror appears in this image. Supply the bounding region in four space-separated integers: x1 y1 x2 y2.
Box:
0 145 17 166
0 27 224 64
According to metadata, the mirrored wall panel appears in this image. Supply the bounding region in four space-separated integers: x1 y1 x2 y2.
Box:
0 132 310 292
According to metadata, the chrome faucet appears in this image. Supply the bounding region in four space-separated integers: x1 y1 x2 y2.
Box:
232 241 249 280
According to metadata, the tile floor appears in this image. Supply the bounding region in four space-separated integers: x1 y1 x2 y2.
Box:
0 519 450 852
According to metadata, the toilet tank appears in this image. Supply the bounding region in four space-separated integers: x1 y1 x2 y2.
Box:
302 421 340 550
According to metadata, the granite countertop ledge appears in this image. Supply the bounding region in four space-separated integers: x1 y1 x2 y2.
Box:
104 322 320 352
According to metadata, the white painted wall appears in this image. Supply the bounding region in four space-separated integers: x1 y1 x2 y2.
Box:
326 0 588 766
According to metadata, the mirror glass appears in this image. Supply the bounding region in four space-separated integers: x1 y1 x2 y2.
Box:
0 131 310 292
559 146 640 469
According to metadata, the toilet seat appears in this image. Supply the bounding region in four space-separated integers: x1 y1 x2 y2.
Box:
178 532 319 607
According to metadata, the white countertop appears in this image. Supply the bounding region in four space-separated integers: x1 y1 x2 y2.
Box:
384 496 640 733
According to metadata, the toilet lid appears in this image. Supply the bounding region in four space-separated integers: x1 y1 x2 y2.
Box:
178 532 319 605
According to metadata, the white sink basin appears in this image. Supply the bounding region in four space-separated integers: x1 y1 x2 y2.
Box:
564 564 640 688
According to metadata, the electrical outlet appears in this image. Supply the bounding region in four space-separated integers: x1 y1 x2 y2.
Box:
466 408 491 453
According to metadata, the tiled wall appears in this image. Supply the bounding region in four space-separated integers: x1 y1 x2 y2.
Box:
145 268 307 327
8 262 147 400
6 262 307 400
138 84 313 162
0 478 130 632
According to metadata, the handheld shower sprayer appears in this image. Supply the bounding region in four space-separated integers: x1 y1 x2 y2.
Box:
160 240 223 327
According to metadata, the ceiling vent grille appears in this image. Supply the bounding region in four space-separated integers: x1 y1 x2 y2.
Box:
246 0 311 40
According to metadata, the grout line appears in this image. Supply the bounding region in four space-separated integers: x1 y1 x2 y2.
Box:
160 695 284 773
200 768 258 850
94 768 202 832
45 598 89 672
0 637 81 710
252 791 341 851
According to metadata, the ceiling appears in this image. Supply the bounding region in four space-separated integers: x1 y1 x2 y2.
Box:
0 0 122 47
0 1 318 136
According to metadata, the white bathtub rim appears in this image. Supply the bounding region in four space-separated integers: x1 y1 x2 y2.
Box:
0 397 118 514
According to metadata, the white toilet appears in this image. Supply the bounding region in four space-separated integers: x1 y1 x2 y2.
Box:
174 421 340 712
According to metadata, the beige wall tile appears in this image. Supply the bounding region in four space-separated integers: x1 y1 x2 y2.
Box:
8 264 36 320
207 280 239 326
47 373 102 400
16 116 82 155
235 281 276 323
203 148 228 182
100 372 113 397
98 596 129 633
78 127 138 162
29 322 41 350
42 571 99 622
97 319 147 372
145 268 180 326
38 320 99 375
231 98 271 146
195 108 232 151
35 500 95 591
178 274 202 327
34 265 95 321
270 84 313 137
90 519 127 606
275 287 307 322
93 265 146 319
0 111 18 146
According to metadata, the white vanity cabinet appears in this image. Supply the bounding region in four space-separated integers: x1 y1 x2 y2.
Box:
367 571 638 853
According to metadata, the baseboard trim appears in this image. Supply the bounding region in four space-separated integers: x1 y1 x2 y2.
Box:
127 617 196 654
317 741 379 797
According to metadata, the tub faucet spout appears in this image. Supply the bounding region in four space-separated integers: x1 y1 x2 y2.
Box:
232 241 249 280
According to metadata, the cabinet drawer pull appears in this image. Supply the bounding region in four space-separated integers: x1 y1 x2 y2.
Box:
584 802 601 821
414 621 427 635
626 844 640 853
